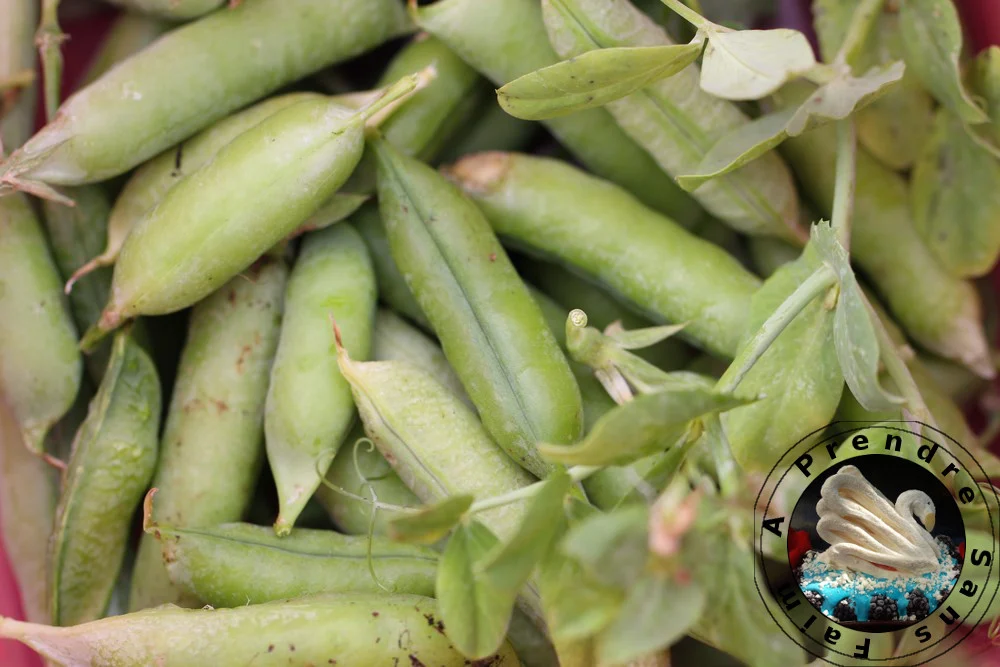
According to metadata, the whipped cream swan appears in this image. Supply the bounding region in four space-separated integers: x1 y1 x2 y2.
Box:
815 465 940 577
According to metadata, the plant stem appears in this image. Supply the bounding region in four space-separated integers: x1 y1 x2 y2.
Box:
36 0 64 122
717 265 837 394
660 0 708 29
831 119 856 252
468 465 601 515
835 0 884 68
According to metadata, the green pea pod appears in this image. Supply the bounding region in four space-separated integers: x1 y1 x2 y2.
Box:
266 223 376 535
72 93 324 286
0 0 37 151
351 202 430 330
336 341 536 541
0 193 81 453
719 247 845 471
973 47 1000 147
1 0 410 188
413 0 703 226
129 255 287 611
448 152 760 358
79 12 170 89
437 101 540 165
912 109 1000 278
0 593 521 666
147 518 438 604
541 0 802 243
374 138 582 477
747 236 800 278
49 330 160 627
778 88 993 378
102 0 224 20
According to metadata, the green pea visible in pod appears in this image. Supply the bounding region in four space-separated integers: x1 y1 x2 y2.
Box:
336 337 536 541
49 330 161 627
102 0 224 21
0 192 81 453
0 594 521 666
447 152 761 359
541 0 802 243
266 223 376 535
0 0 410 187
129 255 287 611
147 516 438 605
0 0 38 151
413 0 703 226
375 138 583 477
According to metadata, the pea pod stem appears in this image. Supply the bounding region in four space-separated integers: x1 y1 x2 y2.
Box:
831 119 857 252
718 265 838 394
35 0 63 122
659 0 708 28
834 0 885 67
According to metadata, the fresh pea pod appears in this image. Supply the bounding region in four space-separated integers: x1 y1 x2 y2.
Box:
266 223 376 535
129 256 287 611
413 0 703 225
375 138 582 477
0 594 521 666
0 192 81 453
49 330 160 627
0 0 410 189
102 0 224 21
147 518 438 604
541 0 802 243
79 12 170 89
747 236 800 278
448 152 761 358
0 0 37 152
336 338 536 541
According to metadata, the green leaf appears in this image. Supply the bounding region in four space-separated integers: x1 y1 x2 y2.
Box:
497 43 703 121
678 62 903 189
898 0 988 125
699 27 816 100
537 540 624 644
436 520 512 659
596 573 706 664
811 222 903 411
478 470 572 591
605 322 687 350
538 386 750 467
562 505 649 590
387 494 473 545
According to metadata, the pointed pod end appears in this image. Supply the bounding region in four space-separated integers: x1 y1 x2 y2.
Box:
142 488 159 534
273 518 292 537
443 151 511 196
80 309 121 353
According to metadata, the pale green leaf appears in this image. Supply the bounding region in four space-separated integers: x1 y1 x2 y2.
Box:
561 505 649 589
606 322 687 349
898 0 988 124
596 574 705 664
388 494 473 545
539 386 751 467
811 222 903 411
497 43 703 121
537 540 624 644
700 28 816 100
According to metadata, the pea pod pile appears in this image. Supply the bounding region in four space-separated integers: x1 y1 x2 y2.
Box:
1 1 1000 666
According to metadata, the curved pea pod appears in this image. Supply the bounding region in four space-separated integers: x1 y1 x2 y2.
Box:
719 247 845 472
336 340 536 541
351 203 430 330
70 93 323 286
102 0 224 20
83 76 425 346
266 223 376 535
778 94 994 378
316 423 421 536
0 0 410 189
49 330 160 627
413 0 702 226
540 0 802 243
146 518 438 604
375 138 582 477
79 12 170 89
0 193 81 453
0 0 37 151
447 152 761 358
912 109 1000 278
0 593 521 667
129 256 287 611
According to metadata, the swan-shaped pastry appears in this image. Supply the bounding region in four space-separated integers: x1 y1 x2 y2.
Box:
815 465 939 577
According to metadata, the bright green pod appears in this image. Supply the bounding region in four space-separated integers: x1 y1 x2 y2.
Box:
747 236 800 279
778 96 993 378
129 255 287 611
148 521 438 604
337 346 536 541
102 0 224 21
1 0 409 186
49 330 161 627
0 193 81 453
79 12 171 89
0 594 521 667
0 0 37 151
374 138 582 477
413 0 702 225
448 152 761 358
541 0 802 243
266 223 376 535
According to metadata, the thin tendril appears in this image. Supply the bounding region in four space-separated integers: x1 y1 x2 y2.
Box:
312 448 415 514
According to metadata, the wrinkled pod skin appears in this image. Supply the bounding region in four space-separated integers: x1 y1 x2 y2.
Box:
129 256 287 611
0 594 521 667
